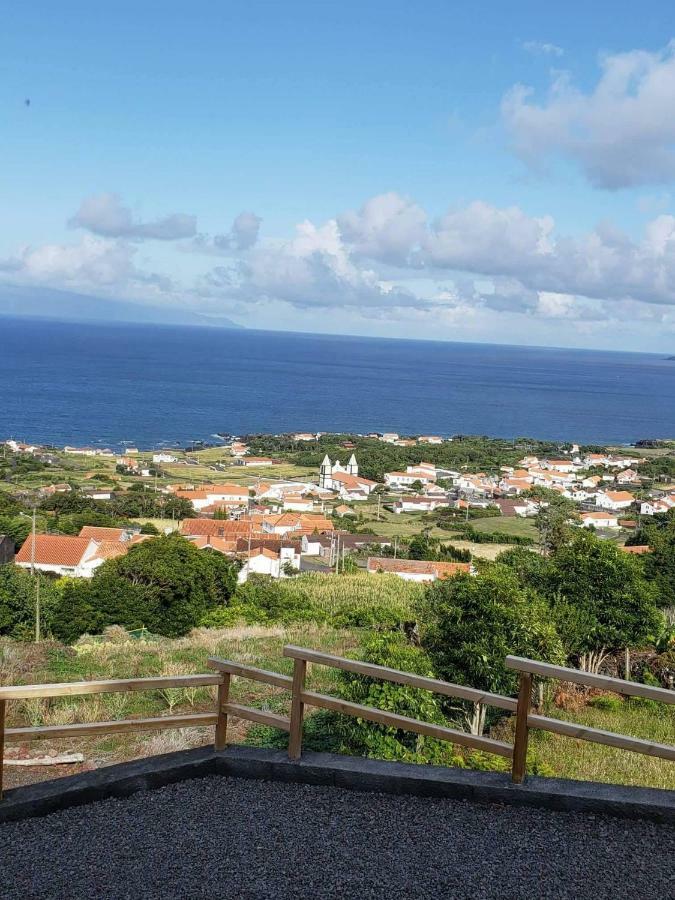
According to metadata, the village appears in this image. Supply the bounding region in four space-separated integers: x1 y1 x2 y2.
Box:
2 432 674 586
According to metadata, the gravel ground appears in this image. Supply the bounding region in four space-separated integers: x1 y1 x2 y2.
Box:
1 776 673 899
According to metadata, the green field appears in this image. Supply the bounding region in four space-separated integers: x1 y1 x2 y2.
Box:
470 515 538 539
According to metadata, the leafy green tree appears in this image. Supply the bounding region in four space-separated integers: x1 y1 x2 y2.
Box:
419 565 563 734
639 511 675 609
332 632 458 765
52 535 239 641
497 546 549 594
0 565 58 640
526 486 578 554
547 530 662 672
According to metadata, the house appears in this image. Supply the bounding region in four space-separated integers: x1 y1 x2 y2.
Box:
301 533 393 558
406 463 438 479
393 496 451 514
616 469 640 484
418 436 443 444
282 495 314 512
596 490 635 511
14 534 140 577
173 483 250 512
79 526 137 542
81 488 114 501
261 513 333 536
0 535 15 565
329 472 378 500
293 433 317 442
380 433 400 443
579 511 620 529
237 545 300 583
640 494 675 515
621 545 652 555
366 557 471 583
582 475 602 489
333 504 356 518
384 470 434 489
541 459 578 474
152 453 178 463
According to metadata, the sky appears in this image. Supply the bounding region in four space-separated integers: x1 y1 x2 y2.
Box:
2 1 675 351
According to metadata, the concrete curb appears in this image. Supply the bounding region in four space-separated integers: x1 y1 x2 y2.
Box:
1 745 673 825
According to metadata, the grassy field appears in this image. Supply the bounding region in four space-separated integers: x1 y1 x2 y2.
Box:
528 698 675 790
470 516 538 539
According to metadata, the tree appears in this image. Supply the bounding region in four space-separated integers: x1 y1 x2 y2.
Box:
526 487 578 554
638 511 675 609
547 530 662 672
0 565 57 640
51 535 239 641
419 565 563 734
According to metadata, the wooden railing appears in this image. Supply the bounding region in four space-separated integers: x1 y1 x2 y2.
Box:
280 645 515 761
1 649 672 799
506 656 675 783
0 673 223 799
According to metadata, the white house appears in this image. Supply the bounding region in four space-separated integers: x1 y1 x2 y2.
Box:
237 545 300 583
580 511 620 529
14 534 133 577
640 494 675 516
393 496 451 514
596 490 635 511
152 453 178 463
384 470 434 489
417 435 443 444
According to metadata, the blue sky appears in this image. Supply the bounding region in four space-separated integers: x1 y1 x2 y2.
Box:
2 1 675 350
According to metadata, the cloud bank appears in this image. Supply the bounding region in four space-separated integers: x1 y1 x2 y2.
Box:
503 42 675 189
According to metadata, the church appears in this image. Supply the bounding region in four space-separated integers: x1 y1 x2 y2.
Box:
319 454 359 490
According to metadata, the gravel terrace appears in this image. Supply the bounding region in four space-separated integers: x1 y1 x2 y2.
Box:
1 776 672 899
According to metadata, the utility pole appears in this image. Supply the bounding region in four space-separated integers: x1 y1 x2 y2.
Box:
30 507 41 642
376 493 381 521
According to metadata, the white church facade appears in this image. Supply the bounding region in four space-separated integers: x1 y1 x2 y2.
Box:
318 454 378 500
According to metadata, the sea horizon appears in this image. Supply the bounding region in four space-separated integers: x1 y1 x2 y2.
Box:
2 315 674 448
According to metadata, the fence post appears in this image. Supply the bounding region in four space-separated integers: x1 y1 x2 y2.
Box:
288 658 307 760
0 699 5 800
214 673 231 752
511 672 532 784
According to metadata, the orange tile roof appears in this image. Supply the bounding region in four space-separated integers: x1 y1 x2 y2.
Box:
621 545 651 554
367 557 470 578
602 491 635 502
16 535 91 566
180 518 265 538
88 540 128 561
79 526 127 541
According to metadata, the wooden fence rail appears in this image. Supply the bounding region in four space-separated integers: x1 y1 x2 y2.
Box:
505 655 675 783
0 673 223 799
1 651 672 799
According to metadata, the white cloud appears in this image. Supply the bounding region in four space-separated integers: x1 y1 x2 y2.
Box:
0 235 173 296
234 218 416 309
70 193 197 240
502 41 675 188
4 189 675 345
522 41 564 58
191 211 262 254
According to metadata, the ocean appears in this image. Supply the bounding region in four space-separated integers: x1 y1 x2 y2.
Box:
1 316 673 447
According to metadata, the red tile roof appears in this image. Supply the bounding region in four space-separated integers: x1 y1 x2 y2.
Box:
16 535 91 566
79 526 127 541
367 557 471 578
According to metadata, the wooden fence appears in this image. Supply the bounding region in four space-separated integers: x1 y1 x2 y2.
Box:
505 655 675 782
1 648 673 799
